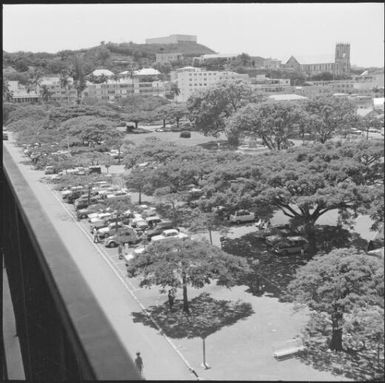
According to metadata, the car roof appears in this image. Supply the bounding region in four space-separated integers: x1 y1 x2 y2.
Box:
163 229 178 234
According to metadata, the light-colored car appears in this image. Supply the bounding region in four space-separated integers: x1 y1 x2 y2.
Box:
132 219 148 231
229 210 256 224
88 212 111 222
151 229 189 242
97 222 129 238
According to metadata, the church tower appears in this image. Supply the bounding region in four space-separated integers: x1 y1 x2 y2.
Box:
335 43 351 74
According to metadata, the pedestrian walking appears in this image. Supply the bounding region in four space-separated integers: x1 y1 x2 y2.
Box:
93 228 99 243
168 288 175 310
135 352 144 376
118 243 123 259
124 242 129 255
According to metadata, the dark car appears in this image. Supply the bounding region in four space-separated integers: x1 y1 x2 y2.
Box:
3 132 8 140
146 221 175 240
66 189 87 204
88 165 102 174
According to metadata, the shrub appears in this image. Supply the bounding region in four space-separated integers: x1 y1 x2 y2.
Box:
180 131 191 138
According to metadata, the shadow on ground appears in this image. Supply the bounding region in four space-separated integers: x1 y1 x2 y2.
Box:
131 292 254 339
222 225 369 301
294 313 384 381
297 339 384 381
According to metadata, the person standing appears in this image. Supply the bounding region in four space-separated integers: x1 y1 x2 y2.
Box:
135 352 144 376
168 288 175 310
93 228 99 243
118 243 123 260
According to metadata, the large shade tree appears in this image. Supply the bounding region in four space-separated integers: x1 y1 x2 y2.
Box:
59 116 121 146
200 140 384 251
226 101 308 150
126 237 250 314
186 80 257 146
287 248 384 351
304 96 357 143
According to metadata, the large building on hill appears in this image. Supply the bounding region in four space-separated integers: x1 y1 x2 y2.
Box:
146 34 197 44
285 43 351 76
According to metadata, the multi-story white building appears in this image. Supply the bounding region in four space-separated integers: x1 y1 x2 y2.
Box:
171 66 249 102
83 78 166 101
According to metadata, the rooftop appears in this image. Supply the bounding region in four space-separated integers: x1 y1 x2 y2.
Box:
268 94 308 101
92 69 115 77
286 54 335 65
133 68 160 76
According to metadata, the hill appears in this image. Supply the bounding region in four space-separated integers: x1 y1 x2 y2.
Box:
3 40 216 76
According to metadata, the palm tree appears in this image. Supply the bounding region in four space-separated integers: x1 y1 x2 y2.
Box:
60 70 71 104
40 85 53 103
26 68 42 94
170 82 180 98
72 56 86 105
3 80 13 102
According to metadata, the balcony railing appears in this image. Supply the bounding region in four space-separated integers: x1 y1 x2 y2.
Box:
1 146 142 380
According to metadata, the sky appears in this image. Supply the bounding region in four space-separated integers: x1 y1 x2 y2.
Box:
3 3 384 67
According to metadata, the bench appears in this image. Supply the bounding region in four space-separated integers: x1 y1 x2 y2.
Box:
273 339 305 359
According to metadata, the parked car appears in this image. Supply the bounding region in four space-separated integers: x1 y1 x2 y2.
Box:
89 215 112 231
146 221 175 240
104 228 141 247
3 132 8 140
44 165 57 175
229 210 256 224
97 222 129 239
76 204 105 220
131 219 148 231
271 236 309 256
88 165 102 174
66 190 88 204
141 207 157 218
151 229 189 242
74 195 103 210
145 216 162 228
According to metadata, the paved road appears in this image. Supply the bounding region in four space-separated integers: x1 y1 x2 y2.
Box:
4 134 198 381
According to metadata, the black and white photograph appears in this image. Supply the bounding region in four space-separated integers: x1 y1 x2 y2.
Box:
2 3 384 381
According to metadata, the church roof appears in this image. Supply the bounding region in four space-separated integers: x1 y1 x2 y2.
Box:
286 54 335 65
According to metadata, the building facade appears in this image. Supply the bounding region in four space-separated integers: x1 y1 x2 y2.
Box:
155 52 184 64
146 34 197 44
171 66 249 102
83 78 166 101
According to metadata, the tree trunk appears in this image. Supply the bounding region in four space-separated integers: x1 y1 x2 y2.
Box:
303 220 317 256
208 227 213 245
329 311 343 351
115 213 119 233
182 274 190 314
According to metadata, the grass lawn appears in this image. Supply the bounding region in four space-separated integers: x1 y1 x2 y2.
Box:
122 126 227 147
